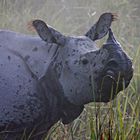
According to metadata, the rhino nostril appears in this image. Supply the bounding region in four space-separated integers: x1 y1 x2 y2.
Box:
107 60 118 68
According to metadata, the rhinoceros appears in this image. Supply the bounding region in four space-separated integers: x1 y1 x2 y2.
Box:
0 13 133 140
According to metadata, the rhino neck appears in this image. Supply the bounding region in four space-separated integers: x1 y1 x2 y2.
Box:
55 47 109 106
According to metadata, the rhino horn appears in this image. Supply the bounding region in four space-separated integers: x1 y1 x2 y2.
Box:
28 20 66 46
85 13 118 41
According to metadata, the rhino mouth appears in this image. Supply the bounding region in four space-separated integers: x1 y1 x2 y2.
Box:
96 68 133 102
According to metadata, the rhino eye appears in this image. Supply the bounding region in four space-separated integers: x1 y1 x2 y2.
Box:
81 58 89 65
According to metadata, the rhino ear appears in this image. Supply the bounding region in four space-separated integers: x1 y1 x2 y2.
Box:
28 19 66 46
85 13 118 41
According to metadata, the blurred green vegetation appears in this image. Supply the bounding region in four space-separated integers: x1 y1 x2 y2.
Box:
0 0 140 139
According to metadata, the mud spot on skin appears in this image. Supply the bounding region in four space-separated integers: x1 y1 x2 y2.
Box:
13 105 16 108
31 74 36 79
13 104 25 110
82 59 89 65
74 60 78 64
102 59 105 64
22 112 26 116
32 47 38 52
19 85 22 89
72 53 75 56
93 63 96 67
16 90 20 95
94 70 98 74
36 71 39 74
74 73 77 76
89 83 92 86
65 61 68 64
5 112 10 116
89 75 91 81
19 105 25 110
24 55 30 61
8 55 11 61
100 51 104 55
2 78 5 81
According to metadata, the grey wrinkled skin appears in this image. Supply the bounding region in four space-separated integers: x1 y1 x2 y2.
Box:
0 14 133 139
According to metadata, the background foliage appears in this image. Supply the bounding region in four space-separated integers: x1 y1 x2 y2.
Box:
0 0 140 139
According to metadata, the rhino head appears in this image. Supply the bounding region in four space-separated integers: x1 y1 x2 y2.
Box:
30 13 133 106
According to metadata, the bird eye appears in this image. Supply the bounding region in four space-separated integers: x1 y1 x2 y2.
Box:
81 58 89 65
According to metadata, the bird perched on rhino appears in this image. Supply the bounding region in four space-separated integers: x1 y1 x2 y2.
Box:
0 12 133 140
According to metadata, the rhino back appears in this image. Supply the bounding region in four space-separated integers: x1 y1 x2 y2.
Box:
0 30 59 79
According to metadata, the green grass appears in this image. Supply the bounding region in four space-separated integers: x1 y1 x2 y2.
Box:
0 0 140 140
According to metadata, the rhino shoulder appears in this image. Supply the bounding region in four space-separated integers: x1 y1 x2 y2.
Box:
0 30 59 79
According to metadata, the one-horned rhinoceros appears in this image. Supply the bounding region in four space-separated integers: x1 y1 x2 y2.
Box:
0 13 133 139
